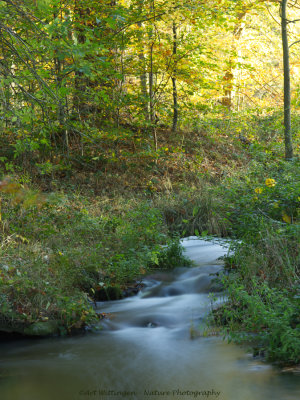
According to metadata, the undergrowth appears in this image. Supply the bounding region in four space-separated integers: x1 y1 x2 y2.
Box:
0 187 188 335
211 158 300 365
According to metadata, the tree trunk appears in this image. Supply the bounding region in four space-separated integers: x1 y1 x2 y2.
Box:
149 42 155 123
73 0 88 117
281 0 293 159
221 11 246 110
148 0 157 151
137 1 149 122
172 21 178 132
139 50 149 121
148 0 155 124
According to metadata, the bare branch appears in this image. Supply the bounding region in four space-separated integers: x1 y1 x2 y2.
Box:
289 39 300 47
265 3 281 26
3 0 45 33
0 61 46 109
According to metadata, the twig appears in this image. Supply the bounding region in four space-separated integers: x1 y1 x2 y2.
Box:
289 39 300 47
257 208 286 225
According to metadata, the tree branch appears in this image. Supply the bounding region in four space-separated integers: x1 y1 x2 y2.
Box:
289 39 300 47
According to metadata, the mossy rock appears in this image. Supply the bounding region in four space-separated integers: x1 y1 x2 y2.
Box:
23 321 60 336
94 286 123 301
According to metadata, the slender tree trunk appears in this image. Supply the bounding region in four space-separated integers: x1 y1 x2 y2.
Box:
148 0 156 124
52 4 69 154
149 42 155 123
172 21 178 132
73 0 88 117
148 0 155 124
221 11 246 110
139 50 149 121
137 2 149 123
281 0 293 159
149 40 157 151
148 0 157 151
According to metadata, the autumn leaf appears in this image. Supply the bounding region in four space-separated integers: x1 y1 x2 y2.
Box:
282 212 291 224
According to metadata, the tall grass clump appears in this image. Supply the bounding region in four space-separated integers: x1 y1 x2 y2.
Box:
154 185 227 238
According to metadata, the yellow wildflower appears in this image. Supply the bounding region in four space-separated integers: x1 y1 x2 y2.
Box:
255 187 263 194
265 178 276 187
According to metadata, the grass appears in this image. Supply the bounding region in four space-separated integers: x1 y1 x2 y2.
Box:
0 188 189 335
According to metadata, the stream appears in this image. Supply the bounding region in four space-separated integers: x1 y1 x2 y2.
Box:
0 237 299 400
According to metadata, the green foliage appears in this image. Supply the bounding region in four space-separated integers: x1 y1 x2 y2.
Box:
3 0 298 169
219 276 300 364
210 157 300 365
0 187 187 335
217 158 300 238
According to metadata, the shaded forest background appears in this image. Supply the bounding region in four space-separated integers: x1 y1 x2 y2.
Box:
0 0 299 188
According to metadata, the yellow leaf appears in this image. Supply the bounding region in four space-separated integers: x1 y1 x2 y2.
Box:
15 234 29 244
282 213 291 224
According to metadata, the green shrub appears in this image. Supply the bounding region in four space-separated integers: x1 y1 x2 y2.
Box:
219 276 300 364
210 158 300 365
217 158 300 238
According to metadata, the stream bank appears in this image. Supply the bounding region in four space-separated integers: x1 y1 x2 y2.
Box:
0 237 299 400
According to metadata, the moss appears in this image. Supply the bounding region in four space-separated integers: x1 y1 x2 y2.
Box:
23 320 60 336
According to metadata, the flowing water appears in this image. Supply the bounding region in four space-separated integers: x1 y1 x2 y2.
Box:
0 237 299 400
